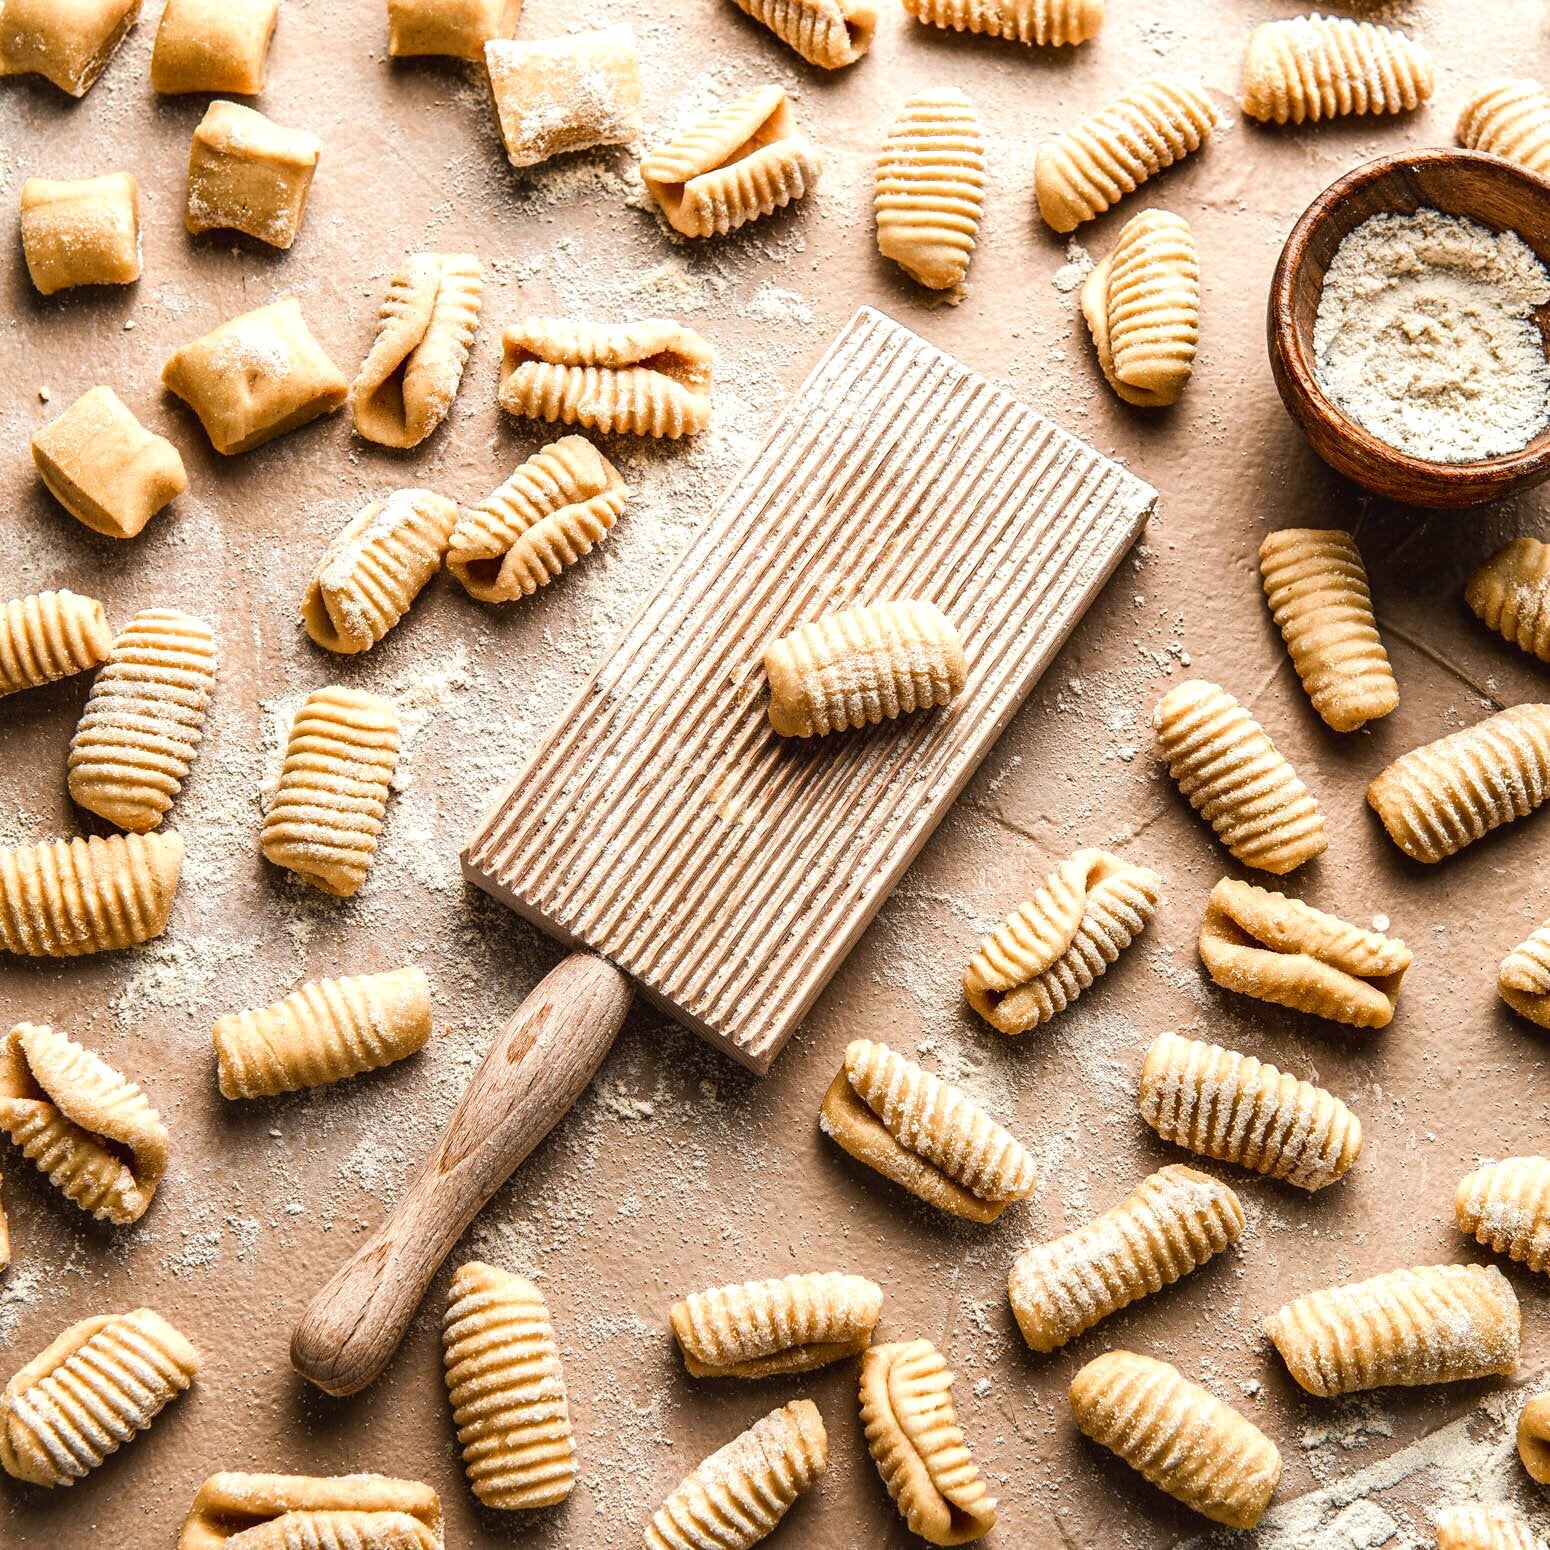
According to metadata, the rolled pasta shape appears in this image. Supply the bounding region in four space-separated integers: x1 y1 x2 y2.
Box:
1518 1395 1550 1483
1466 537 1550 665
726 0 875 68
1458 78 1550 179
1242 13 1434 125
178 1472 442 1550
1500 920 1550 1027
1456 1156 1550 1273
901 0 1102 46
1437 1504 1542 1550
1 588 111 698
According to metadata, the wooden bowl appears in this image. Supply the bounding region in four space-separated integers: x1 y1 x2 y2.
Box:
1268 149 1550 509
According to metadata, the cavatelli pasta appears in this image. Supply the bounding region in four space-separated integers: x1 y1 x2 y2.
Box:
1458 79 1550 179
0 588 111 698
1139 1032 1361 1192
1068 1351 1280 1528
1500 921 1550 1027
1242 13 1434 125
1436 1504 1543 1550
1153 678 1327 874
726 0 875 68
1519 1395 1550 1483
1260 528 1399 731
1466 538 1550 665
1009 1165 1244 1353
1456 1157 1550 1274
901 0 1101 46
178 1472 443 1550
963 847 1159 1034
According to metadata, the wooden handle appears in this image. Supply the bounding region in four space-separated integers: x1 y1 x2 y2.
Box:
290 951 633 1395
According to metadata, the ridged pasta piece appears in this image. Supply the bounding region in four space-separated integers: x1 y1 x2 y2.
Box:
0 831 183 957
1009 1165 1244 1353
1518 1395 1550 1483
179 1472 443 1550
1034 76 1217 234
350 252 483 450
1466 538 1550 665
1456 1157 1550 1274
1458 79 1550 179
670 1271 884 1378
859 1339 995 1545
1081 209 1199 408
901 0 1101 46
1139 1032 1361 1192
442 1261 575 1510
726 0 875 68
1068 1350 1280 1528
1501 921 1550 1027
0 1022 168 1224
1260 528 1399 731
1198 877 1411 1029
212 966 431 1099
1242 14 1434 125
1437 1504 1543 1550
1367 705 1550 864
642 86 819 239
301 489 459 655
220 1512 439 1548
0 588 111 698
0 1308 198 1487
260 687 400 898
1153 678 1327 874
1265 1263 1521 1397
764 600 967 738
447 436 629 604
67 607 218 833
963 848 1159 1034
499 318 714 439
821 1039 1036 1221
645 1398 828 1550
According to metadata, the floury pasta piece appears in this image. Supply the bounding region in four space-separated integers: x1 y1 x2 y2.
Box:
178 1472 443 1549
1519 1396 1550 1483
1458 79 1550 180
20 174 140 295
641 85 819 239
1467 537 1550 665
162 297 348 454
1456 1156 1550 1274
1436 1505 1543 1550
186 100 321 249
1 589 111 698
485 27 641 170
726 0 875 68
389 0 521 60
151 0 278 94
1500 920 1550 1027
902 0 1101 45
1242 13 1434 126
0 0 138 96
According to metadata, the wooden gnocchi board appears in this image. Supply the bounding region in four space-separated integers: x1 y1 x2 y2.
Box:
462 306 1157 1072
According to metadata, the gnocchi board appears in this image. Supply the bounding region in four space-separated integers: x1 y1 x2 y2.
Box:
462 306 1156 1072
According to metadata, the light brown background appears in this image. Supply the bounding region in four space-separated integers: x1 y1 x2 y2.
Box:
3 1 1550 1546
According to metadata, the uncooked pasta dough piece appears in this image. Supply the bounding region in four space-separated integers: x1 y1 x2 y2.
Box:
186 100 321 249
485 28 641 169
1518 1395 1550 1483
1467 537 1550 664
0 0 139 95
726 0 875 68
1242 13 1434 125
179 1473 442 1550
1458 78 1550 179
151 0 278 93
1500 920 1550 1027
389 0 521 58
20 173 140 295
1456 1156 1550 1273
902 0 1101 46
1436 1504 1543 1550
0 589 111 698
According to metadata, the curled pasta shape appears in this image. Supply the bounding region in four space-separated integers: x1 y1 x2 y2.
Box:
1 588 111 699
901 0 1101 45
1265 1263 1520 1397
875 88 986 291
221 1513 437 1548
671 1271 884 1378
350 253 483 449
1139 1032 1361 1192
261 687 401 898
443 1261 575 1510
447 436 628 604
1034 76 1217 234
1242 13 1434 125
179 1473 443 1550
1 1308 198 1487
1068 1350 1280 1528
859 1339 995 1545
1456 1156 1550 1274
645 1398 828 1550
1154 678 1326 874
1500 921 1550 1028
1519 1395 1550 1483
1467 537 1550 665
764 600 967 738
963 847 1159 1034
1260 528 1399 731
1437 1504 1542 1550
1367 704 1550 864
0 831 183 957
727 0 875 68
67 607 218 833
1198 877 1411 1029
1458 79 1550 179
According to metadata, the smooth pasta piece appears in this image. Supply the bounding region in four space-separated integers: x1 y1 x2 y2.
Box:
1260 528 1399 731
902 0 1100 45
350 253 484 448
0 832 183 957
20 173 140 295
1198 877 1411 1029
642 85 819 239
1139 1032 1361 1192
486 28 641 169
1456 1157 1550 1274
1009 1165 1244 1354
68 608 218 832
1153 678 1327 874
875 88 986 291
443 1261 575 1510
963 847 1159 1034
301 489 459 654
179 1473 442 1550
1519 1395 1550 1483
448 436 629 604
213 966 431 1099
499 317 713 439
1501 921 1550 1027
0 1185 7 1271
0 1308 197 1487
0 0 138 95
1437 1505 1542 1550
765 599 966 738
152 0 278 93
671 1271 884 1378
1 589 111 698
1458 79 1550 180
260 686 400 898
860 1339 995 1545
389 0 520 59
1068 1351 1280 1528
187 100 321 249
820 1038 1037 1221
1242 14 1434 125
1035 76 1217 233
1467 537 1550 665
1266 1263 1520 1397
1367 705 1550 864
727 0 875 68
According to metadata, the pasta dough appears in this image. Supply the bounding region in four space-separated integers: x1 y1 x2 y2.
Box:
1 588 111 698
151 0 278 94
186 100 322 250
0 0 138 95
1519 1395 1550 1483
179 1473 442 1550
1456 1156 1550 1273
1458 79 1550 180
1242 14 1434 125
1466 537 1550 664
1436 1505 1542 1550
727 0 875 68
902 0 1101 46
859 1339 995 1545
389 0 521 59
1500 920 1550 1027
20 173 140 295
963 847 1159 1034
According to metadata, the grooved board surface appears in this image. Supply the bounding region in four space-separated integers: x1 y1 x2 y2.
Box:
462 307 1155 1070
